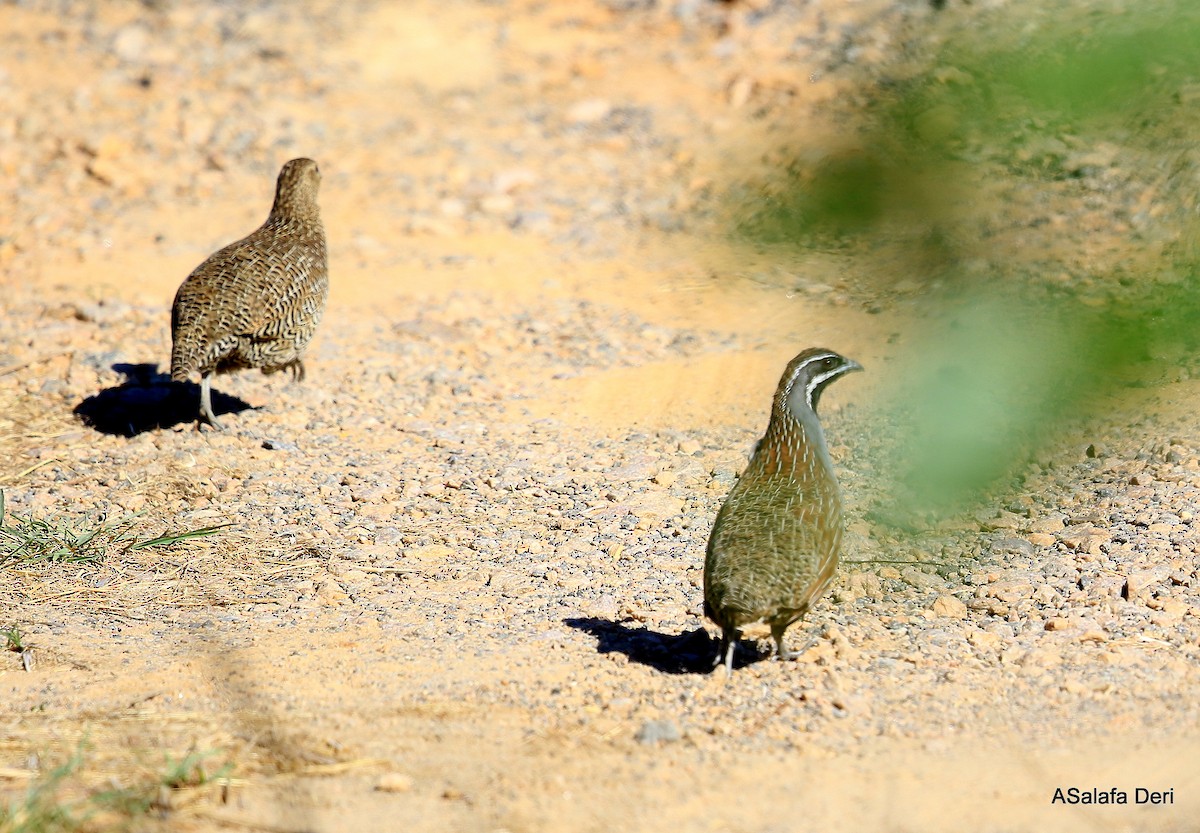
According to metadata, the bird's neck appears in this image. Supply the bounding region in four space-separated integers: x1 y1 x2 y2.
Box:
754 404 834 480
265 206 322 232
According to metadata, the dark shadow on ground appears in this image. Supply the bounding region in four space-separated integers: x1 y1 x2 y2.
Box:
74 363 252 436
565 617 764 674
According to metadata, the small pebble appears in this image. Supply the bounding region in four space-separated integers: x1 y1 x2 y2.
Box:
635 720 682 745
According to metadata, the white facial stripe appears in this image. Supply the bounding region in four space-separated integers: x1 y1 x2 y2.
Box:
781 353 836 407
804 365 846 409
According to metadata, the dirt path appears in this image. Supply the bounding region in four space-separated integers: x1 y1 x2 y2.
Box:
4 2 1200 831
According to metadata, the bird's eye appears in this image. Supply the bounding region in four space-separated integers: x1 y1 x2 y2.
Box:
823 357 837 367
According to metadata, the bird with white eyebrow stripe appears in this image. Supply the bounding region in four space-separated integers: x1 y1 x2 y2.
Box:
703 347 863 675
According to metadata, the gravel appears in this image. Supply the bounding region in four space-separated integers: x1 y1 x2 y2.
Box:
3 1 1200 831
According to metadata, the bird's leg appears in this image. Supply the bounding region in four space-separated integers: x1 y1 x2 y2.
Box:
198 374 224 430
714 627 741 676
771 621 818 661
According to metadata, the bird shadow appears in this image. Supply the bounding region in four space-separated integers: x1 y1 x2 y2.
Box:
74 363 252 436
565 617 765 674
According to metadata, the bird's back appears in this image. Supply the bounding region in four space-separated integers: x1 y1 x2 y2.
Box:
170 211 327 381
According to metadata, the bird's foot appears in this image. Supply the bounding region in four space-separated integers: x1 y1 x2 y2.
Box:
713 628 741 676
771 633 819 662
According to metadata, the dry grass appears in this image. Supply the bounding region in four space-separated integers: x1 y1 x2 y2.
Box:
0 490 341 830
0 484 337 617
0 393 78 488
1 544 330 628
0 729 237 833
1 711 392 833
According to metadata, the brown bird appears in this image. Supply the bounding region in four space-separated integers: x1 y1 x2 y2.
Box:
704 348 863 674
170 158 328 429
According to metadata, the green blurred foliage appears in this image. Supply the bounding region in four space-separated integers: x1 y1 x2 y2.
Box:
976 14 1200 126
888 293 1084 509
889 266 1200 517
731 1 1200 519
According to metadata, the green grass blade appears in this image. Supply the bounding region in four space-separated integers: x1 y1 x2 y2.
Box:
125 523 232 551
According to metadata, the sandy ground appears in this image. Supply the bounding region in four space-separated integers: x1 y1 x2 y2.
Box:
3 1 1200 831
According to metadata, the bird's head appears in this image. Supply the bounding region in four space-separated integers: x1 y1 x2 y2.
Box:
271 158 322 220
778 347 863 417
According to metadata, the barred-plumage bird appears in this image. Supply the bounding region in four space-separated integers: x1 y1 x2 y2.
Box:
704 348 863 674
170 158 328 429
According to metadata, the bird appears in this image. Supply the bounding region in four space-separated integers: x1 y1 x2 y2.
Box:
704 347 863 674
170 158 328 429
